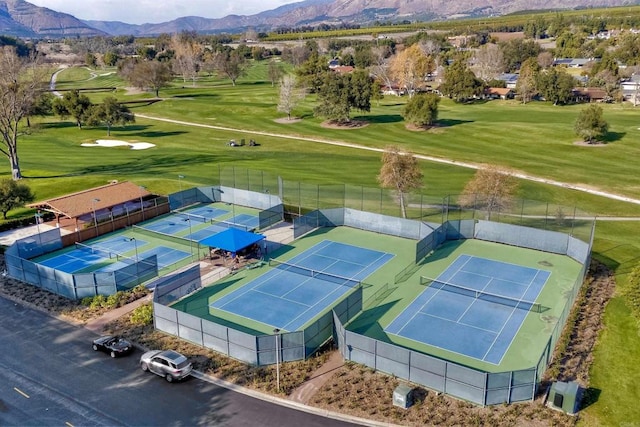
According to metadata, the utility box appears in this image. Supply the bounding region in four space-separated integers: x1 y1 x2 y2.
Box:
393 384 414 409
548 381 581 415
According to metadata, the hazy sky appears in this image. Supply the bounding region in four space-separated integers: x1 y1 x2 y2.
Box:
27 0 303 24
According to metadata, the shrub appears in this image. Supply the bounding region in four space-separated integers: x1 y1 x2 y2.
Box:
130 303 153 325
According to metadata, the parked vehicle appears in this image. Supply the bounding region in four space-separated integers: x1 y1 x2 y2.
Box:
92 335 133 358
140 350 192 382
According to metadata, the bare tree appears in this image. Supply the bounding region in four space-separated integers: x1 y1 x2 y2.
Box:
537 51 554 69
389 44 435 97
472 43 504 82
277 74 306 120
171 34 202 86
244 27 258 42
0 47 48 180
458 165 518 219
370 46 394 91
377 145 424 218
267 59 283 87
213 50 248 86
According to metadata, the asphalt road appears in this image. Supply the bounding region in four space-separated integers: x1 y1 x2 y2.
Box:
0 296 357 427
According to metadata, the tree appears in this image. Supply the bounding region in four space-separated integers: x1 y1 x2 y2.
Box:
212 49 248 86
499 39 541 72
516 58 539 104
472 44 504 82
370 45 394 92
402 93 439 127
103 51 119 67
574 104 608 143
52 90 93 128
87 96 135 136
439 59 483 102
371 80 383 106
127 60 173 97
85 52 97 67
377 145 423 219
277 74 306 120
26 91 54 127
295 50 328 93
458 165 518 220
267 59 283 87
0 178 34 219
537 51 554 69
313 70 371 123
537 67 575 105
171 33 202 86
0 47 48 179
389 44 434 97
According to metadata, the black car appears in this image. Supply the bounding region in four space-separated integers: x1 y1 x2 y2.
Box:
92 335 133 358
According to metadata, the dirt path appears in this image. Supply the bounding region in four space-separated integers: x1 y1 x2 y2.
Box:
136 113 640 207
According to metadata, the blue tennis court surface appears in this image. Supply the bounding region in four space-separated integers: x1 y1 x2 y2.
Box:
97 245 191 272
228 214 259 230
37 236 152 273
39 249 110 273
211 240 394 331
386 255 550 364
140 217 191 234
179 206 228 221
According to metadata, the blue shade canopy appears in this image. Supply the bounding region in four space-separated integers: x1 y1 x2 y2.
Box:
198 228 265 252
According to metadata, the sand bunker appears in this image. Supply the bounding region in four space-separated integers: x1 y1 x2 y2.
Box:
81 139 156 150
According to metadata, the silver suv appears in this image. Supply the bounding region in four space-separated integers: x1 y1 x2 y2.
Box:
140 350 192 382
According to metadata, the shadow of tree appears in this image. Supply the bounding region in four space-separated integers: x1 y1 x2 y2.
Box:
436 119 474 127
600 131 625 143
360 114 403 124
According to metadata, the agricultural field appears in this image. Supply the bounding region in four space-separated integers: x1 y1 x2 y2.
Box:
6 62 640 425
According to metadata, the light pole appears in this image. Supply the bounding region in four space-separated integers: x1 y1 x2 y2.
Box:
183 218 193 257
273 328 280 392
139 186 146 221
178 175 185 207
92 198 100 229
34 211 42 235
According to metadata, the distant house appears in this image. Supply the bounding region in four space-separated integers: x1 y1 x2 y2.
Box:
484 87 515 100
553 58 593 68
496 73 518 89
621 74 640 102
571 87 608 103
330 65 355 74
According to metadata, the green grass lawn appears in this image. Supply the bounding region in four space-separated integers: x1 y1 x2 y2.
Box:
5 63 640 425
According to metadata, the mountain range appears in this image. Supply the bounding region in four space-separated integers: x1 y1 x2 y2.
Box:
0 0 638 38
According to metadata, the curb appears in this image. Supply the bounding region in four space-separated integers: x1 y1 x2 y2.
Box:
190 370 402 427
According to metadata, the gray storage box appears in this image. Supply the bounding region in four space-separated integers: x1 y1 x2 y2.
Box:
393 384 414 409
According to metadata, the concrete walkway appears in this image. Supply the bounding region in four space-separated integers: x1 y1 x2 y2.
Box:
289 350 345 404
84 293 153 334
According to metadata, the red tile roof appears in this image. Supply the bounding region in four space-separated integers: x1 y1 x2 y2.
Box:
28 181 151 219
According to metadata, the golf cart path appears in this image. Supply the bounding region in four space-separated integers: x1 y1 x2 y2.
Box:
136 114 640 209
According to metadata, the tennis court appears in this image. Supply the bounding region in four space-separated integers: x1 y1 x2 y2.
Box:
211 240 394 331
385 255 550 365
97 245 192 272
37 236 149 273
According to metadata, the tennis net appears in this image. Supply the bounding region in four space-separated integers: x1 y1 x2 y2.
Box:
269 259 360 288
174 211 210 224
75 242 116 260
132 225 196 249
210 217 251 232
419 276 542 313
